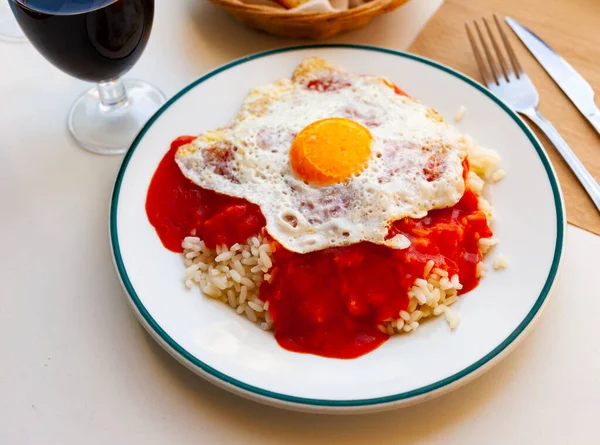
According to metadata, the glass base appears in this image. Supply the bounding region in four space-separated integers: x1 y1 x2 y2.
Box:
68 79 166 155
0 9 27 43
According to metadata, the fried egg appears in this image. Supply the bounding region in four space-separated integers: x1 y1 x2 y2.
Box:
176 58 468 253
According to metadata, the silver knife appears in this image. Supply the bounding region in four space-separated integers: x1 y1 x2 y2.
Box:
505 16 600 135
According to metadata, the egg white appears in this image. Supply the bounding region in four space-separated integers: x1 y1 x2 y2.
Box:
176 58 467 253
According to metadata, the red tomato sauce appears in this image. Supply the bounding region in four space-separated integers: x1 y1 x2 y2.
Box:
393 85 408 96
146 138 493 359
145 136 265 252
305 78 352 92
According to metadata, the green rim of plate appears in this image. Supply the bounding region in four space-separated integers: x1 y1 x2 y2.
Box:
110 44 565 408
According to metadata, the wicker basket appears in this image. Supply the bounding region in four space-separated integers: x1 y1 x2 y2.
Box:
209 0 410 39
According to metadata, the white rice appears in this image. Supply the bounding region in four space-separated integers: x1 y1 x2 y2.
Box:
491 169 505 183
493 254 508 270
182 231 274 330
454 105 466 122
478 237 498 254
381 266 465 334
466 137 501 179
466 171 485 195
181 140 504 337
476 261 488 278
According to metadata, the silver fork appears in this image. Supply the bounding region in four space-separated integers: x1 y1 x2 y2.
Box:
466 15 600 212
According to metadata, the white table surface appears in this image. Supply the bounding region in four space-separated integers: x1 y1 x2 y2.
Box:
2 0 600 443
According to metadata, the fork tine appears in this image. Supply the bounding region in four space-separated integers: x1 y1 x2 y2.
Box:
494 14 523 77
474 20 500 85
465 22 494 86
483 17 509 81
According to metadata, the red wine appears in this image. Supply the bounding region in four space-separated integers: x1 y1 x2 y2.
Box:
11 0 154 82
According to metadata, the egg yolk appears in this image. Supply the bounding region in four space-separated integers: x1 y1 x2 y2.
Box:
290 118 372 186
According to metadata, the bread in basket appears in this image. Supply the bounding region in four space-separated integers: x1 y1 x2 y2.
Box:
209 0 411 39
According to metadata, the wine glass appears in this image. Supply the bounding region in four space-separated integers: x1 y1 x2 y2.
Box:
10 0 166 155
0 0 26 42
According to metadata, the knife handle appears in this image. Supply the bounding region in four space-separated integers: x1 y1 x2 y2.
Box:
523 108 600 213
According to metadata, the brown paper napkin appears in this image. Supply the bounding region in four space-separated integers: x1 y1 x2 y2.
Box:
409 0 600 235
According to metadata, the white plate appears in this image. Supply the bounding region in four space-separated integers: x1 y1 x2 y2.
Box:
110 45 565 414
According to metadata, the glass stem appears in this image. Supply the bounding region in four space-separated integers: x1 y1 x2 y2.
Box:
97 78 129 111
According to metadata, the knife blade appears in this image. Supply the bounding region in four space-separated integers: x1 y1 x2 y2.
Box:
505 16 600 135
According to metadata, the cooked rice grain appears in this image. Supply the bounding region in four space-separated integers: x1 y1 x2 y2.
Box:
455 105 466 122
182 232 274 330
493 254 508 270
